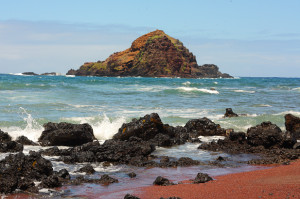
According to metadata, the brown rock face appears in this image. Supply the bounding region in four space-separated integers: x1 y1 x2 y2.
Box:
67 30 232 78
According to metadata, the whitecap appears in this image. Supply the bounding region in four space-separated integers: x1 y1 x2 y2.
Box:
252 104 272 107
233 89 255 93
292 87 300 91
182 81 191 86
177 87 219 94
65 75 75 77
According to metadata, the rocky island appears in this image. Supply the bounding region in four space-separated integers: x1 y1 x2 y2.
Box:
67 30 232 78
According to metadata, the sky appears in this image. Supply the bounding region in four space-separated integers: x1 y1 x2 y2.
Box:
0 0 300 77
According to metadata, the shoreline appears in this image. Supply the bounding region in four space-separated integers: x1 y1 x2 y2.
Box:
135 159 300 199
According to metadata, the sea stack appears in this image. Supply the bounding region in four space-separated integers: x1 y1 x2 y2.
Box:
67 30 232 78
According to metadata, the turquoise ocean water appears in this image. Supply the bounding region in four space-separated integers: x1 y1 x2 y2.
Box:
0 73 299 197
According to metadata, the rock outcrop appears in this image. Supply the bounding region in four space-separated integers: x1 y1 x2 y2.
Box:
38 122 95 146
285 114 300 140
67 30 232 78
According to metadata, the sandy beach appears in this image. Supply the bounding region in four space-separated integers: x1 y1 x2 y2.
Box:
137 160 300 199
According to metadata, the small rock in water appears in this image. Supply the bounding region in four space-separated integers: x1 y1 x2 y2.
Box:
224 108 238 118
193 173 213 183
56 169 70 180
160 156 170 163
99 174 119 184
153 176 174 186
124 194 141 199
128 172 137 178
77 164 95 174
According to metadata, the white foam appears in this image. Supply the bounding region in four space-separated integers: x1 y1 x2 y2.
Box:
92 114 126 140
214 82 218 85
274 111 300 116
199 136 225 143
63 114 126 141
65 75 75 77
2 107 43 142
292 87 300 91
233 89 255 93
182 81 191 86
177 87 219 94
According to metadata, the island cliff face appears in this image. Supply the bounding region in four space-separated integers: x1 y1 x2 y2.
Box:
67 30 232 78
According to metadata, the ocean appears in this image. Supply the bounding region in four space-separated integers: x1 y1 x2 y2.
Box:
1 73 300 197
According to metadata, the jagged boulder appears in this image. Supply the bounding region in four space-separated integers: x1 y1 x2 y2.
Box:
0 152 53 194
0 129 12 142
285 114 300 140
16 135 38 146
0 140 23 152
113 113 165 141
185 117 226 136
38 122 95 146
247 122 283 148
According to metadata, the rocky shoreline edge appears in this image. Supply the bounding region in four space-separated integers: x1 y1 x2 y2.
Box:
1 110 300 198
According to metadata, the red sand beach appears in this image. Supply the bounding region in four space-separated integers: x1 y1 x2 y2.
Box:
137 160 300 199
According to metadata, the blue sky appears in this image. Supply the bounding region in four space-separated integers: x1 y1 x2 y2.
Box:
0 0 299 76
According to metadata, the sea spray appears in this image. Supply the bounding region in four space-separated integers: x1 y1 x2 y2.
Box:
2 107 44 141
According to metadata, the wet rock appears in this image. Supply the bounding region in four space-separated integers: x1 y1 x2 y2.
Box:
99 174 119 184
150 133 172 147
124 194 141 199
185 117 225 136
177 157 200 166
193 173 213 183
94 138 155 166
285 114 300 139
164 125 189 145
113 113 165 141
0 129 12 142
77 164 95 174
293 142 300 149
16 135 38 146
0 152 53 194
224 108 238 117
153 176 174 186
41 146 62 156
17 178 36 191
70 175 118 185
160 156 170 163
281 131 297 148
0 171 18 194
216 156 226 161
247 122 283 148
39 175 62 188
55 169 71 180
128 172 137 178
38 122 95 146
229 131 246 142
0 140 23 152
